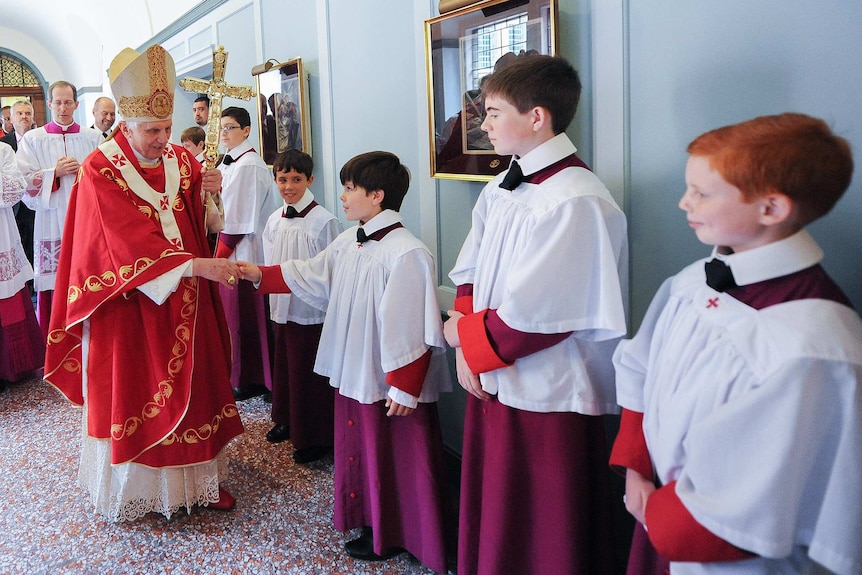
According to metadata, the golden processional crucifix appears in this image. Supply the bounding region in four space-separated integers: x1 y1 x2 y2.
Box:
179 45 255 169
179 45 255 233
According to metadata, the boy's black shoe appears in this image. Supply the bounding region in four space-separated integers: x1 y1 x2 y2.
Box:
232 385 267 401
344 528 403 561
265 424 290 443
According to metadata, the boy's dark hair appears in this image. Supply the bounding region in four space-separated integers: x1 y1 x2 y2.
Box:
273 149 314 179
688 112 854 226
194 95 210 107
339 151 410 211
481 54 581 134
180 126 205 145
221 106 250 128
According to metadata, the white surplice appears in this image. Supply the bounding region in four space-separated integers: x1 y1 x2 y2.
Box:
614 232 862 575
16 122 100 292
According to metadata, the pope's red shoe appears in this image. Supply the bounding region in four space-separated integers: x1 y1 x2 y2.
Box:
207 487 236 511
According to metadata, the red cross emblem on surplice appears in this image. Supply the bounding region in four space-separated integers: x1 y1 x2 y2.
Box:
160 196 170 211
164 146 175 160
169 237 182 249
111 153 127 168
706 297 720 309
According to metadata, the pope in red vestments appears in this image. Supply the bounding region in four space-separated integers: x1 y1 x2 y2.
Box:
44 44 244 521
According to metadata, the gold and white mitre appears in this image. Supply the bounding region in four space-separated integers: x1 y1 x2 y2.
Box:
109 45 175 122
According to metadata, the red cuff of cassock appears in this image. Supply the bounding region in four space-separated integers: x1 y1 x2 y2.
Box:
609 409 654 479
257 265 291 294
454 295 474 315
385 349 432 398
52 176 61 192
458 309 512 374
214 241 234 259
646 481 755 563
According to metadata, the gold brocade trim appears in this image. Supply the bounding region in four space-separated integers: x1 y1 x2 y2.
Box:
160 404 240 446
99 166 129 192
117 48 173 120
178 153 192 192
109 278 198 441
68 271 119 303
47 328 66 345
66 249 178 304
111 381 173 440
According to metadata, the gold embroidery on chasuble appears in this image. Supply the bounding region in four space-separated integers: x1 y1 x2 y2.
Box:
161 404 240 446
110 278 199 441
92 141 195 442
43 328 82 377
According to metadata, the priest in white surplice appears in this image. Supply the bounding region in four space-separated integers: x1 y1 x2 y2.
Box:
17 81 100 337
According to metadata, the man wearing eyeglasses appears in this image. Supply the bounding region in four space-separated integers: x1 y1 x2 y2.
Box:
214 106 279 401
17 81 101 338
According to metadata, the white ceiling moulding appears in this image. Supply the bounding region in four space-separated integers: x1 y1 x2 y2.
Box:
139 0 231 51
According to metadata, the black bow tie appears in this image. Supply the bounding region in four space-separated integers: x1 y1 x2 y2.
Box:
704 258 738 292
283 206 300 218
221 155 235 166
356 228 370 243
499 160 524 191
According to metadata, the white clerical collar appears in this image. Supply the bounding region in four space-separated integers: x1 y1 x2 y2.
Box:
513 133 577 176
128 145 163 168
359 209 401 235
286 190 314 212
711 229 823 286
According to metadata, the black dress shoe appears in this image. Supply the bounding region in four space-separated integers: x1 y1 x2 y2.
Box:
263 391 272 403
265 424 290 443
293 445 330 464
344 528 403 561
232 385 268 401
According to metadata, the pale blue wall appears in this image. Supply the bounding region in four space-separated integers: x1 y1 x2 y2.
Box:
627 0 862 326
325 1 424 233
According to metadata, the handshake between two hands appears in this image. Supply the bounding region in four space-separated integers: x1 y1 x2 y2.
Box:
195 258 262 288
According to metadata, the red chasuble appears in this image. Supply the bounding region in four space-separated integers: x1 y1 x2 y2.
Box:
44 130 243 467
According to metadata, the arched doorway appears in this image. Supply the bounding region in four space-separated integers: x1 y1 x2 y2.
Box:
0 52 47 127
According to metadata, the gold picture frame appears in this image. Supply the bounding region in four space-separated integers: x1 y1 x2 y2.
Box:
424 0 558 181
252 57 311 165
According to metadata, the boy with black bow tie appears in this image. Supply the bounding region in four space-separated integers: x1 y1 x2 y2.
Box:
260 149 341 462
444 54 628 575
238 151 451 572
610 113 861 575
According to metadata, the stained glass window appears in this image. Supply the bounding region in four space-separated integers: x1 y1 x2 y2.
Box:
0 54 40 87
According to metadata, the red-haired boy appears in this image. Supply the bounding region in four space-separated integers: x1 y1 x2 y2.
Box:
611 113 861 575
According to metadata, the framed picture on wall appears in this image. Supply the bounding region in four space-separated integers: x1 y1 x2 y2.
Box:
424 0 558 181
252 57 310 165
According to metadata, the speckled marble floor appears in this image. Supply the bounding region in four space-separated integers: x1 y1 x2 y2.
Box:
0 378 451 575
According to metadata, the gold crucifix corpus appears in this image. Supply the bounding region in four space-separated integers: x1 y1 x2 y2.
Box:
179 45 255 169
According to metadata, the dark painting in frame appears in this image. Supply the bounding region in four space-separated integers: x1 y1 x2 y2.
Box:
425 0 558 181
253 57 311 166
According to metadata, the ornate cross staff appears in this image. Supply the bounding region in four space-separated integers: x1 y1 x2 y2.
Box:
179 45 255 169
179 46 255 233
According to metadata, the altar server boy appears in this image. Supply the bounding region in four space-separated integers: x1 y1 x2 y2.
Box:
261 149 342 463
239 151 451 573
610 112 862 575
444 54 628 575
